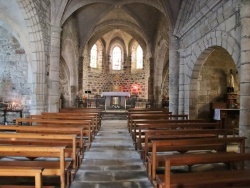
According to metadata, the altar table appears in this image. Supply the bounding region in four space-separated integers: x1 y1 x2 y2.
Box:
101 92 130 109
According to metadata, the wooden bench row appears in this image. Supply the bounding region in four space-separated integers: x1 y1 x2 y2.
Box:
128 113 189 133
126 110 249 188
0 108 101 188
15 118 94 148
157 152 250 188
132 120 220 150
0 145 67 188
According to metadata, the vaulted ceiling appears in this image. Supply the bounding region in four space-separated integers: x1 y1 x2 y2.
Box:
61 0 182 50
0 0 183 55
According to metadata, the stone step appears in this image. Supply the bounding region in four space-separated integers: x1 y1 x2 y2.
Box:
82 159 144 166
73 170 149 182
101 112 128 120
70 180 153 188
84 150 140 159
79 164 146 171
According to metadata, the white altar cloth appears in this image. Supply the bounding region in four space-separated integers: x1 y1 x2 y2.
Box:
101 92 130 97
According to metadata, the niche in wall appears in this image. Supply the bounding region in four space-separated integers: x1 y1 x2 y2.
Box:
197 48 238 121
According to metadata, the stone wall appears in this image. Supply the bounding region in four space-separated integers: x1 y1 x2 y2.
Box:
81 42 149 101
84 71 146 99
0 26 31 123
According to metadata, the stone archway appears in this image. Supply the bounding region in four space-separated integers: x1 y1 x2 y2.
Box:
17 0 48 114
196 48 237 121
185 31 240 118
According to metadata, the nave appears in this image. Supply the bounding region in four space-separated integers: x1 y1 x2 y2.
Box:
70 119 153 188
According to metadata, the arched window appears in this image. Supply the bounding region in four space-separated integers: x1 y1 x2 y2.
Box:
112 46 122 70
136 45 143 69
90 44 97 68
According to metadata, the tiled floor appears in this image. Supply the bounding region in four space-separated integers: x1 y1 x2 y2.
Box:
70 120 153 188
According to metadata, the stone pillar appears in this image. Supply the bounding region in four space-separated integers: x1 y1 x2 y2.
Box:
169 34 179 114
178 49 185 114
240 0 250 149
48 25 62 112
154 61 163 107
148 57 154 105
78 56 83 90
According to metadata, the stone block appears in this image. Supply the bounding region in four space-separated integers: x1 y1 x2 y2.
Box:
225 15 236 31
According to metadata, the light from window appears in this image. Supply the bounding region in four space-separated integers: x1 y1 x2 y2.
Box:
112 46 122 70
90 44 97 68
136 45 143 69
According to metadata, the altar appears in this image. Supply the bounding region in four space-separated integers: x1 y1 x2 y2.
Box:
101 92 130 110
211 102 239 130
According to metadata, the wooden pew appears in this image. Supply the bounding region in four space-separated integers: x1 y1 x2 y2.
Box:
132 121 219 149
15 118 93 126
127 110 172 130
129 113 189 133
0 125 86 156
0 145 67 188
149 137 246 181
14 118 94 147
40 112 101 131
59 108 102 120
128 113 175 133
0 167 43 188
156 152 250 188
0 132 78 171
140 129 232 161
30 114 99 136
134 120 207 146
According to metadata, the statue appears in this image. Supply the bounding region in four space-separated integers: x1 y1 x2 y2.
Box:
227 69 235 93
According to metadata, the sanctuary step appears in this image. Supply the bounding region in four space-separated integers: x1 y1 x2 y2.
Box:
101 110 128 120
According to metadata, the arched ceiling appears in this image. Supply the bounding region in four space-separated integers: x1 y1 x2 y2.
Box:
61 0 182 50
0 0 183 55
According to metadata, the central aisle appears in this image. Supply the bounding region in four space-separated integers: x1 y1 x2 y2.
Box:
70 120 153 188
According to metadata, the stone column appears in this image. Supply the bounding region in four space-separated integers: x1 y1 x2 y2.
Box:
78 56 83 90
148 57 154 105
154 61 163 107
240 0 250 148
169 34 179 114
48 25 62 112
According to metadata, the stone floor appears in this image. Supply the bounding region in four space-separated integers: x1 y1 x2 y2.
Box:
70 120 153 188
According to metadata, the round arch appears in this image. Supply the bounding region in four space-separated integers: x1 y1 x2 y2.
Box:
17 0 47 114
186 31 240 118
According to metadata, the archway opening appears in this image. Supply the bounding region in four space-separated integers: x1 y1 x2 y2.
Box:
190 47 239 122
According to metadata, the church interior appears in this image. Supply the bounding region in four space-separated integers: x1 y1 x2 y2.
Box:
0 0 250 187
